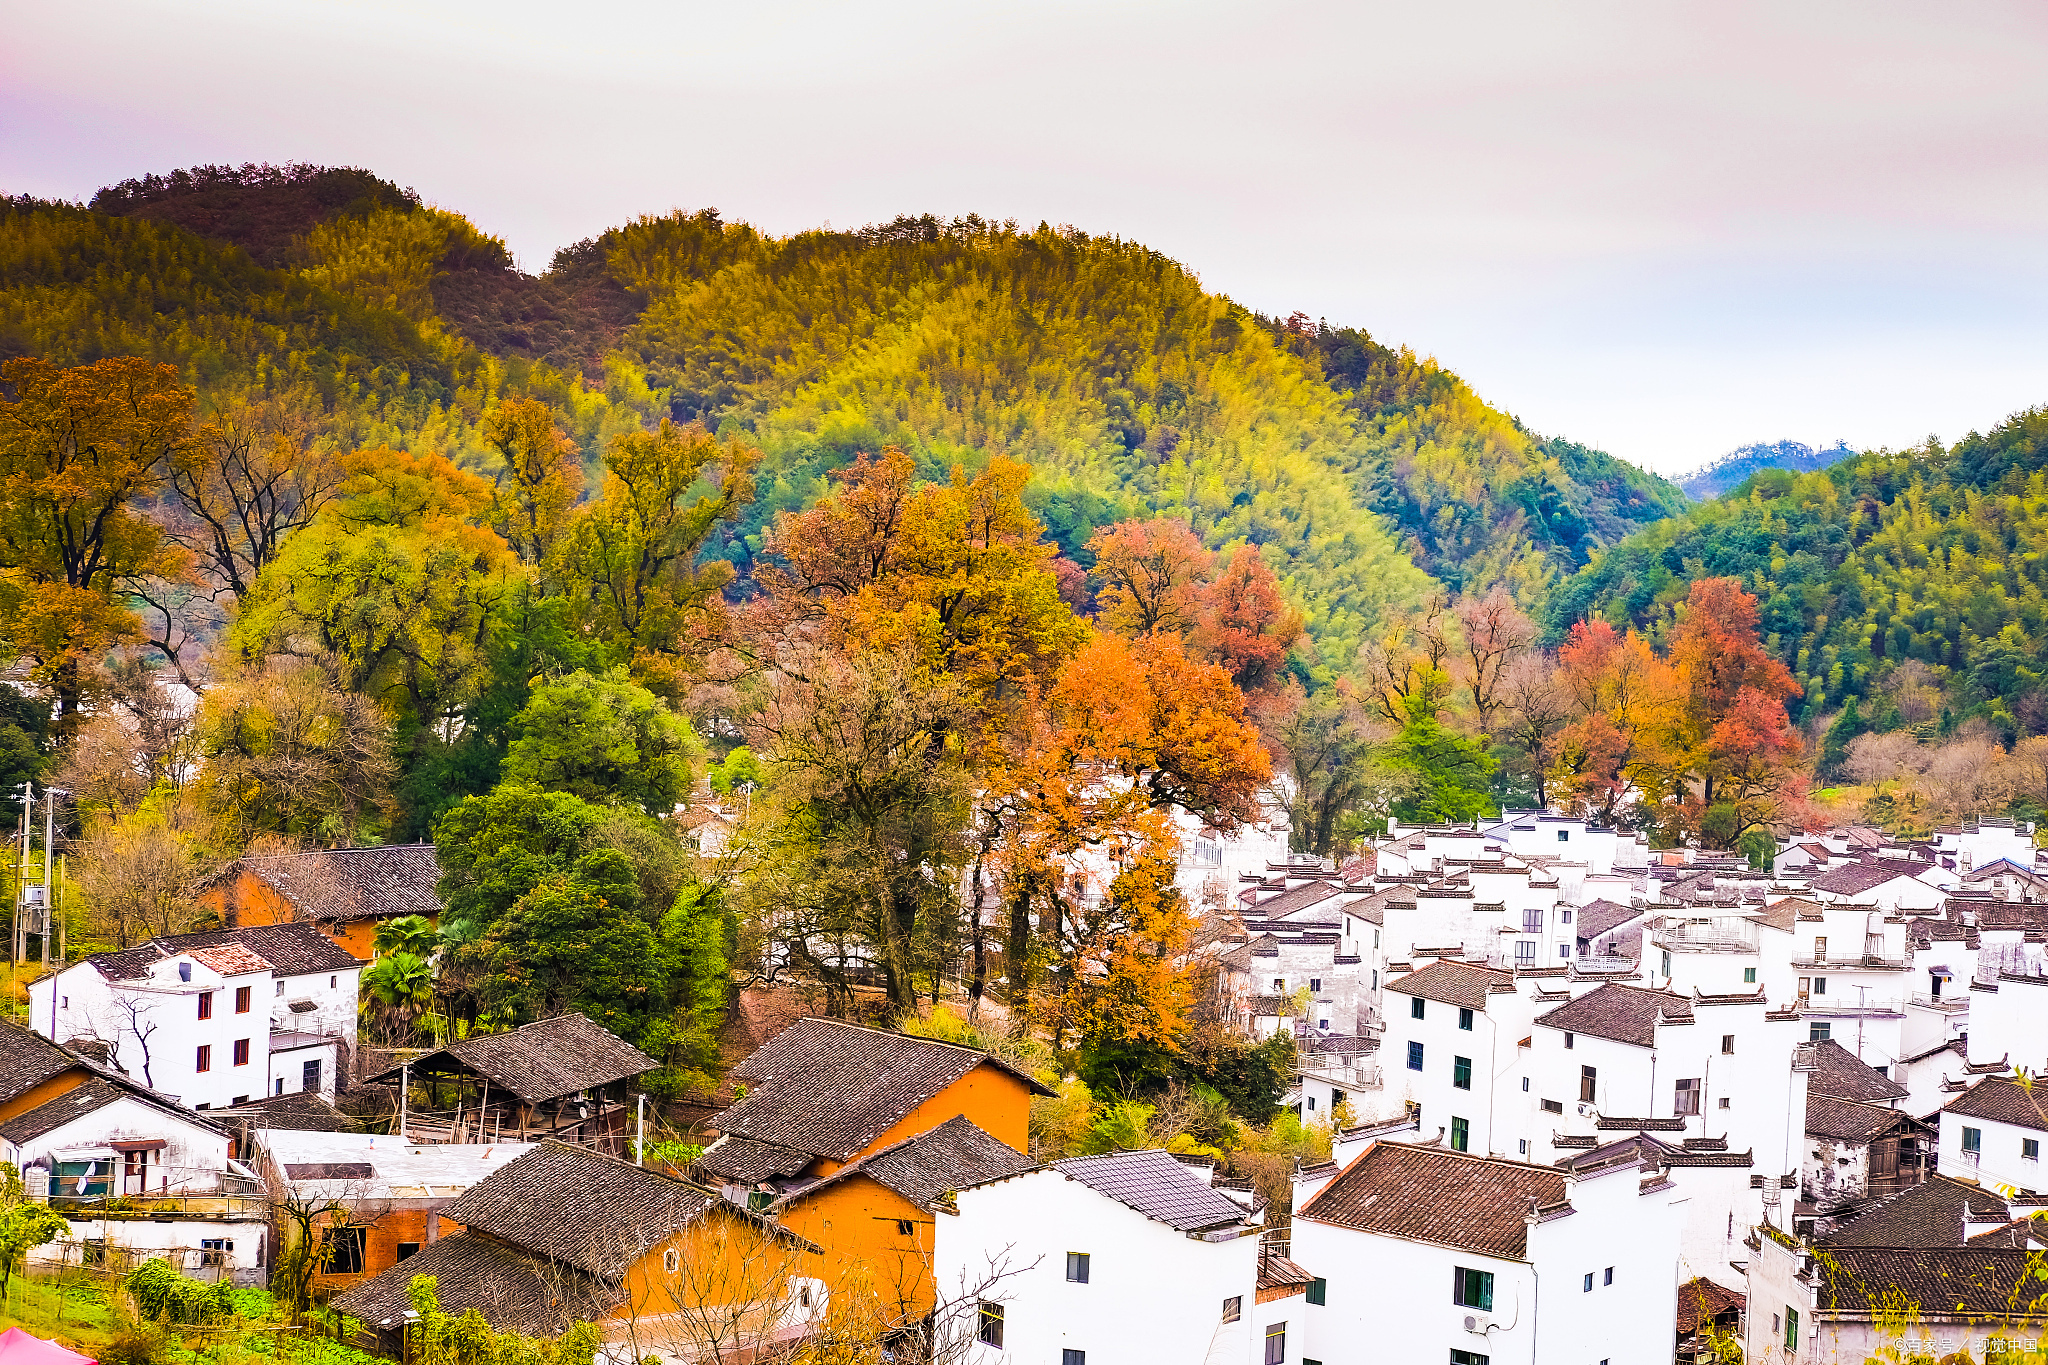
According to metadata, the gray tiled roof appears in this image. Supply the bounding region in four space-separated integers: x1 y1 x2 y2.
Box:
87 922 362 981
209 844 441 922
1384 960 1515 1010
367 1013 656 1105
0 1078 211 1145
1814 1248 2040 1318
1805 1096 1919 1144
1822 1174 2009 1248
1534 982 1687 1048
1811 859 1933 897
330 1232 616 1336
1053 1148 1253 1233
0 1020 84 1108
781 1115 1033 1212
1940 1076 2048 1134
695 1136 818 1185
1576 899 1641 939
440 1140 719 1278
1807 1040 1910 1103
717 1018 1053 1164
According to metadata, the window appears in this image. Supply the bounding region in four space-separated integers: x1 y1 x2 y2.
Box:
1580 1065 1597 1103
1306 1277 1325 1306
1450 1354 1491 1365
323 1225 366 1275
1541 1099 1563 1114
1263 1323 1286 1365
232 1039 250 1067
1453 1056 1472 1090
663 1247 679 1273
1962 1126 1983 1154
1066 1251 1090 1283
1558 828 1569 842
1583 1272 1594 1292
1515 941 1535 965
1452 1267 1493 1311
1813 976 1828 995
329 975 337 989
896 1219 916 1236
1604 1267 1614 1286
1810 1023 1832 1041
198 991 214 1020
1559 909 1573 924
1310 978 1322 993
1221 1295 1242 1323
977 1302 1004 1348
196 1045 212 1073
178 962 191 983
1522 908 1543 933
1063 1352 1086 1365
235 986 251 1014
1518 1139 1528 1154
396 1243 420 1261
1458 1007 1474 1031
1744 967 1757 983
2025 1139 2040 1162
1722 1034 1736 1054
199 1238 233 1267
1563 1032 1574 1049
1674 1078 1700 1115
1813 936 1827 961
1450 1116 1470 1152
1274 977 1286 990
1408 1041 1425 1071
232 1094 249 1106
1785 1306 1799 1350
1521 1076 1529 1091
276 981 285 996
1412 996 1427 1020
1662 950 1673 977
1557 944 1569 959
1719 1097 1731 1109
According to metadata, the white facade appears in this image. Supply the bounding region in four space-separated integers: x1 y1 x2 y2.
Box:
1380 965 1537 1158
1291 1144 1681 1365
935 1158 1267 1365
3 1090 232 1198
30 937 361 1111
1937 1093 2047 1194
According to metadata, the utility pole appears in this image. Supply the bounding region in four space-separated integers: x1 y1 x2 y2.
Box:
13 781 29 964
42 788 63 967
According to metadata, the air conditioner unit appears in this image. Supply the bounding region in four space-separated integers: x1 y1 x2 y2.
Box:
1463 1313 1491 1335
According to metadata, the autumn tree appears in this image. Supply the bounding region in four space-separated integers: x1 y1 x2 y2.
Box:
1189 545 1303 699
231 446 519 736
1087 516 1214 638
557 419 757 695
481 397 583 566
1454 582 1536 737
1266 680 1406 856
0 357 197 727
194 657 397 845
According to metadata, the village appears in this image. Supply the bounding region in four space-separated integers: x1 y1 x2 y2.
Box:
5 810 2045 1365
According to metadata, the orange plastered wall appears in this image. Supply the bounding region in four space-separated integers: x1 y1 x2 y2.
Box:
615 1207 824 1325
196 870 293 928
817 1062 1033 1176
0 1069 88 1126
776 1175 938 1318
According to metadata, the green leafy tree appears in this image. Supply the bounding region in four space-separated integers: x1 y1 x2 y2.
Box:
1388 689 1498 824
500 668 701 816
432 784 609 937
0 1164 69 1307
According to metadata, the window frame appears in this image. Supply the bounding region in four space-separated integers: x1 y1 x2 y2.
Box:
232 1038 251 1067
1450 1116 1470 1152
1452 1265 1494 1311
1962 1126 1983 1154
1408 1041 1425 1072
234 986 251 1014
1579 1065 1597 1103
1306 1277 1326 1306
1066 1251 1090 1284
977 1301 1005 1348
197 991 214 1021
196 1044 212 1073
1221 1295 1242 1324
1458 1007 1474 1031
1452 1055 1473 1090
1411 996 1427 1020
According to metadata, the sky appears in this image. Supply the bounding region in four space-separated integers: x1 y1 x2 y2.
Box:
5 0 2046 474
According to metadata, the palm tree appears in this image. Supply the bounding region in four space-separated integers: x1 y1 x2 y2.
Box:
372 913 443 961
360 951 435 1044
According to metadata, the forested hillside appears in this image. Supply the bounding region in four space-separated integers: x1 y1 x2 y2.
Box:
1676 438 1856 501
1545 408 2048 745
2 165 1686 668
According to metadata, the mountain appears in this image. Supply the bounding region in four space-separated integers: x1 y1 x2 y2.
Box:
1676 439 1857 501
1545 408 2048 731
4 163 1688 667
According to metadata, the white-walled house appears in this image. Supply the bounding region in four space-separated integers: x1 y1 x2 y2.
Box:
1808 860 1948 913
1380 961 1533 1158
935 1148 1272 1365
1936 1077 2048 1193
1291 1139 1681 1365
2 1077 233 1198
29 924 363 1109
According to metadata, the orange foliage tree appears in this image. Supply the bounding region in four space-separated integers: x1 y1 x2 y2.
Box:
0 357 197 728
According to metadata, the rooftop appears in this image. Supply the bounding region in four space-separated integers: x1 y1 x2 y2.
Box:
0 1021 88 1109
368 1012 657 1105
1298 1140 1570 1259
1383 960 1516 1010
1534 982 1690 1048
1805 1096 1922 1145
777 1116 1032 1213
0 1077 221 1146
1052 1148 1255 1234
1822 1174 2010 1249
1807 1039 1911 1103
86 922 363 981
204 844 440 922
1940 1077 2048 1134
330 1232 614 1337
1813 1248 2048 1320
717 1018 1053 1165
1811 859 1935 897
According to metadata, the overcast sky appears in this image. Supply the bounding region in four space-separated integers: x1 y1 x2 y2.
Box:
6 0 2045 474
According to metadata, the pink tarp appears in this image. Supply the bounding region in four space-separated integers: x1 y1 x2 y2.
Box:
0 1328 96 1365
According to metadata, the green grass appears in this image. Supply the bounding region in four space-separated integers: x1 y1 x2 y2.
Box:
0 1271 120 1351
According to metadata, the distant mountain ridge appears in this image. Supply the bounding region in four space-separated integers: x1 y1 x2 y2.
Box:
4 161 1692 667
1677 439 1857 501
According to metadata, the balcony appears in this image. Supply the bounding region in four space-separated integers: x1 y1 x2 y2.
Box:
1792 955 1908 971
1653 919 1760 954
1910 992 1969 1011
1300 1061 1383 1092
